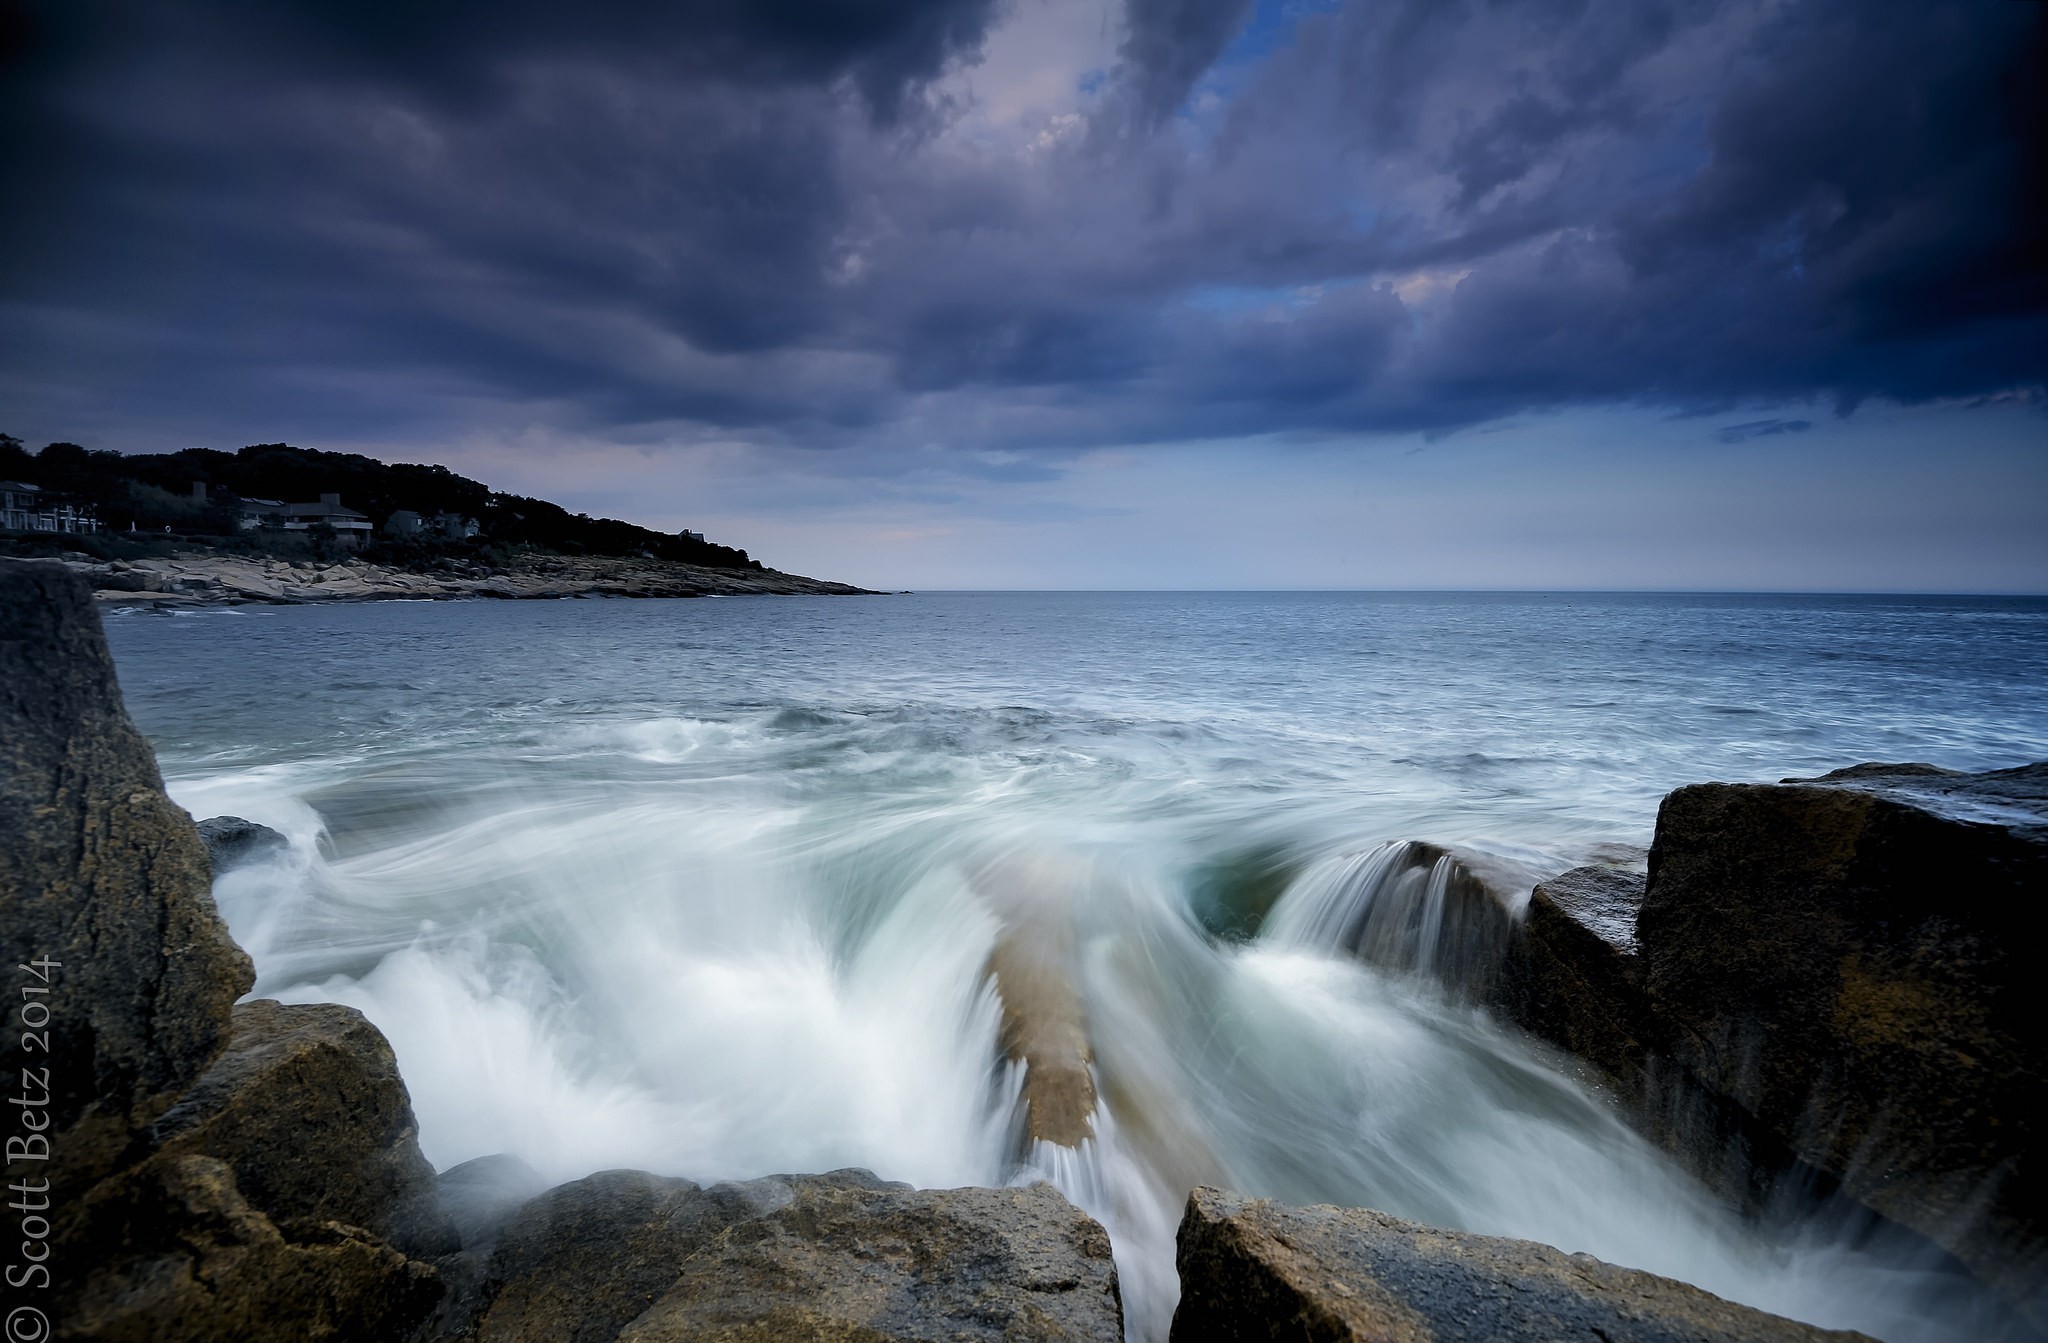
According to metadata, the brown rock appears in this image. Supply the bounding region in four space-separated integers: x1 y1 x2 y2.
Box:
1170 1186 1870 1343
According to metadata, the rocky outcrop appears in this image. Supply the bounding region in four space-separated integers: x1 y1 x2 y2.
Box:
458 1167 1124 1343
1171 1187 1869 1343
0 560 254 1194
1494 762 2048 1325
1 560 448 1341
196 814 290 873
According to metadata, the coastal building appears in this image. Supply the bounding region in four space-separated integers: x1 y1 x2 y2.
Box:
238 498 287 529
385 509 422 538
430 512 479 539
1 481 101 535
240 492 375 546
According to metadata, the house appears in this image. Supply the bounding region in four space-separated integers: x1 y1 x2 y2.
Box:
1 481 100 535
385 509 423 538
239 498 287 529
241 492 374 546
430 512 479 540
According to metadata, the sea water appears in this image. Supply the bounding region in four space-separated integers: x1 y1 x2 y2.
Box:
104 591 2048 1341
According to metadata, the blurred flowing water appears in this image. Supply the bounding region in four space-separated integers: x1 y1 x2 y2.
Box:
105 591 2048 1341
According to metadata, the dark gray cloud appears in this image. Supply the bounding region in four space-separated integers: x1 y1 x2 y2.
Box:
1 0 2042 461
1716 419 1813 445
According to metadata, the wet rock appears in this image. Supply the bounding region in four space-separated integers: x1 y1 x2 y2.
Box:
1498 866 1650 1076
1170 1186 1869 1343
439 1153 552 1251
464 1168 1122 1343
64 1152 442 1343
0 560 254 1193
196 814 291 873
1641 764 2048 1320
147 999 458 1257
976 853 1101 1150
1494 866 1802 1209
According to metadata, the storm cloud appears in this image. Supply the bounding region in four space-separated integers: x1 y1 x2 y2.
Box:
1 0 2043 460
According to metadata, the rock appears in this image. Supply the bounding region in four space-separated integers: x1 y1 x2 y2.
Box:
63 1152 442 1343
975 852 1100 1150
1492 866 1794 1204
439 1153 552 1250
1640 764 2048 1320
1170 1186 1869 1343
148 999 459 1257
0 560 254 1193
196 814 291 873
464 1168 1122 1343
1497 866 1650 1078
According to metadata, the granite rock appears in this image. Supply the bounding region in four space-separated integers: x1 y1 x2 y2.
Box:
1170 1186 1870 1343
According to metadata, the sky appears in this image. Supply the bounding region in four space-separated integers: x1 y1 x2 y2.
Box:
2 0 2044 590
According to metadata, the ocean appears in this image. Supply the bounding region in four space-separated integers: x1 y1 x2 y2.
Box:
104 590 2048 1341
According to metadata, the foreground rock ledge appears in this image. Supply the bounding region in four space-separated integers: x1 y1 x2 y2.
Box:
1171 1187 1870 1343
454 1167 1124 1342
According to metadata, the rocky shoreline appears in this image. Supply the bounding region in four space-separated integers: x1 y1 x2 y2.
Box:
18 549 880 606
4 557 2042 1342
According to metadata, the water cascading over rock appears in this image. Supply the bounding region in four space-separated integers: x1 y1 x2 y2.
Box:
1259 839 1529 998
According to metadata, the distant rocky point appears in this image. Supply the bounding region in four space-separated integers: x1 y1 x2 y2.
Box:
20 550 876 606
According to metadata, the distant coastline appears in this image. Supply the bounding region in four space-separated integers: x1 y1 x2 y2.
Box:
16 548 879 605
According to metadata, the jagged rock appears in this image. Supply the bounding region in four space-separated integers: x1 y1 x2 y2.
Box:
148 999 458 1257
1641 763 2048 1321
463 1168 1122 1343
0 560 254 1193
1170 1187 1869 1343
196 814 291 873
63 1152 441 1343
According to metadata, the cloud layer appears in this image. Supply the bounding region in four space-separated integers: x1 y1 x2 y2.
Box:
2 0 2043 461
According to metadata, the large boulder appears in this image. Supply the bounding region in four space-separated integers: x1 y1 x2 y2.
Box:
1171 1187 1869 1343
1640 763 2046 1317
0 560 254 1192
462 1167 1123 1343
1494 762 2047 1324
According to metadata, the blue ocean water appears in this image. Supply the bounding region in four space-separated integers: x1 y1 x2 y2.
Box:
104 591 2048 1341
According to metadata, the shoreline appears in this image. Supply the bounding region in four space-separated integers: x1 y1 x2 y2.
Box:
17 549 881 605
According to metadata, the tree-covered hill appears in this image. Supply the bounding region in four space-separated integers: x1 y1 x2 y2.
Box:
0 435 760 569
